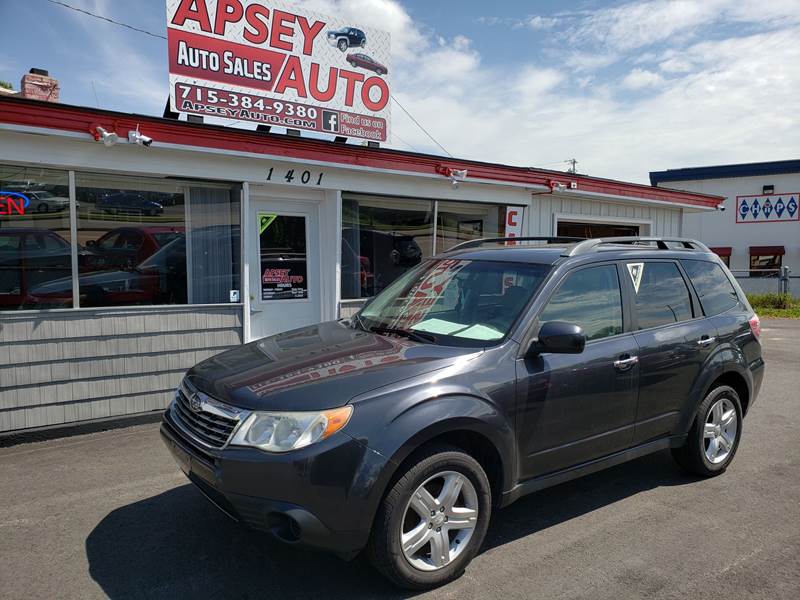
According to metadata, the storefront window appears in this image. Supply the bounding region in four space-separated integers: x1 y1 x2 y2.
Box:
749 250 783 278
437 201 523 253
342 195 433 299
0 165 72 310
68 173 239 308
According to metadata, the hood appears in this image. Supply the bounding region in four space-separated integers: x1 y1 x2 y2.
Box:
186 320 480 412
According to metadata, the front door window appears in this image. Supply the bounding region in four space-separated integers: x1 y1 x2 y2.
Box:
258 214 308 301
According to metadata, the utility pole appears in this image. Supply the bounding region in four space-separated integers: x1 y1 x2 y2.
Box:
566 158 578 174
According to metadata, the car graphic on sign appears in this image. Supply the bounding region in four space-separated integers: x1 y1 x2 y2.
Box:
327 27 367 52
346 53 388 76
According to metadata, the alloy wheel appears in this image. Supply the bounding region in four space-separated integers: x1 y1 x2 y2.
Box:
704 398 738 464
400 471 479 571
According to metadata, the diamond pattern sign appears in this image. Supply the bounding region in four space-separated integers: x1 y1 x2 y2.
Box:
736 193 800 223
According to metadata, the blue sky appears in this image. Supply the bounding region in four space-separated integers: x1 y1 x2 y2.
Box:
1 0 798 182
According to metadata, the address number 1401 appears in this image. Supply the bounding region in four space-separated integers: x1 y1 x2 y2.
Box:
267 167 324 186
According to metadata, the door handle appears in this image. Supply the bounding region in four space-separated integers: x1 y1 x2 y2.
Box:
613 356 639 371
697 336 716 347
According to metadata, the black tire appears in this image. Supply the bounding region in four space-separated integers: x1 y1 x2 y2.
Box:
37 203 49 213
338 39 348 52
367 443 491 590
672 385 743 477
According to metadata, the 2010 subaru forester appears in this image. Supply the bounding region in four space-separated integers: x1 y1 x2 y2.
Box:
161 236 764 589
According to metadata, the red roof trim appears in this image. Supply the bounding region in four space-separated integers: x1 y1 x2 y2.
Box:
0 96 722 208
749 246 785 256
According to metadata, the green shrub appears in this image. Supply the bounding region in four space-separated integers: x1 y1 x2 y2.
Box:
747 293 792 310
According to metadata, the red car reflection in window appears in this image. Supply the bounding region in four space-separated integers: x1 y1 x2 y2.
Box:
346 53 388 76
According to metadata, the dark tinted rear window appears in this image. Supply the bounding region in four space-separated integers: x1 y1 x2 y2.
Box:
681 260 740 316
633 262 693 329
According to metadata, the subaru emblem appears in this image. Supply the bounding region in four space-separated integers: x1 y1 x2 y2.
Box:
189 394 203 413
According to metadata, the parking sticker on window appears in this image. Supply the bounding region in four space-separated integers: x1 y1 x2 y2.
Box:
627 263 644 293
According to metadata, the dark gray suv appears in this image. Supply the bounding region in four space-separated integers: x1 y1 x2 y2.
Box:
161 237 764 589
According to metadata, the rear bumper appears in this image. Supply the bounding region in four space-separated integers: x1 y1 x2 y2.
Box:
160 408 386 555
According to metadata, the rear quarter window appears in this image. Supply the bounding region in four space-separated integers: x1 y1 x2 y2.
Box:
681 259 740 316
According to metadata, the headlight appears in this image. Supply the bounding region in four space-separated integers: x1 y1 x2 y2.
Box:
230 406 353 453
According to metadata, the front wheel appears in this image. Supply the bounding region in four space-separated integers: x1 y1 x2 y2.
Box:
672 385 743 476
368 444 491 590
338 39 348 52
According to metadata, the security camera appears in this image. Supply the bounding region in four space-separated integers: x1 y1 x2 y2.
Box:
128 126 153 147
717 203 726 212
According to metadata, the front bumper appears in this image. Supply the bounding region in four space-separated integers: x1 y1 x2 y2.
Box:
160 406 387 555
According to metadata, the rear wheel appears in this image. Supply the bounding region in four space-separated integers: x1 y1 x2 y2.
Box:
368 444 491 590
672 385 743 476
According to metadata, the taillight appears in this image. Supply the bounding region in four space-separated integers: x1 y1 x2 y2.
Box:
749 314 761 340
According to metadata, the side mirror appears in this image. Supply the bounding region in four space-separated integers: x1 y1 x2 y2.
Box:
528 321 586 356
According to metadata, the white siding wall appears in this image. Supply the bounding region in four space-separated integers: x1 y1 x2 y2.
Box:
528 194 683 237
663 173 800 274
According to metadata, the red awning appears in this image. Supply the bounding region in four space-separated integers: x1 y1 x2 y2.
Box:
710 247 733 257
749 246 785 256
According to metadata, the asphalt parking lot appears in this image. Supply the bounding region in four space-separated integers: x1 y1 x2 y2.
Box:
1 319 798 600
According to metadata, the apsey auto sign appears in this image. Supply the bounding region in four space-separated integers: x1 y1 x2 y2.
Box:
166 0 391 141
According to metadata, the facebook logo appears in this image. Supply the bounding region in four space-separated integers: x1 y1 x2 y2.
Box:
322 111 339 133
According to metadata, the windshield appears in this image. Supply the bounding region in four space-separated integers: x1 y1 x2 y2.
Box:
360 259 551 346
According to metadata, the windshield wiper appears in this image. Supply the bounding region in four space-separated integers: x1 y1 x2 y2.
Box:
369 326 437 344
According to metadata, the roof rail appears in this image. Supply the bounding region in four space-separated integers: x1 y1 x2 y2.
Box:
563 237 711 257
447 236 586 252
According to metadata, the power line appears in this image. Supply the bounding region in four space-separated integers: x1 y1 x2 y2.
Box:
44 0 167 39
390 94 452 157
391 131 422 153
44 0 452 156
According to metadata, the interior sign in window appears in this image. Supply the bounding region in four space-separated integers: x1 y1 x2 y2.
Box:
0 192 29 216
258 212 308 301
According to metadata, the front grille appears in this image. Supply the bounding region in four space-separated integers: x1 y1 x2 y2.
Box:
170 383 242 449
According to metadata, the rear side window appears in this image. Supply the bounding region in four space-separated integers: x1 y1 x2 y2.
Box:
539 264 623 341
681 260 740 316
632 262 693 329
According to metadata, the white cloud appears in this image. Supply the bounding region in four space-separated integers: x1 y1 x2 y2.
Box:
563 51 619 72
621 68 666 89
568 0 721 51
525 16 559 30
659 57 695 74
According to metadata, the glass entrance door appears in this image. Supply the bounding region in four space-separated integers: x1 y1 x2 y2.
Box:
249 197 321 341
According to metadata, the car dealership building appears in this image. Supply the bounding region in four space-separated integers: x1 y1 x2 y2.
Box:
0 94 722 433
